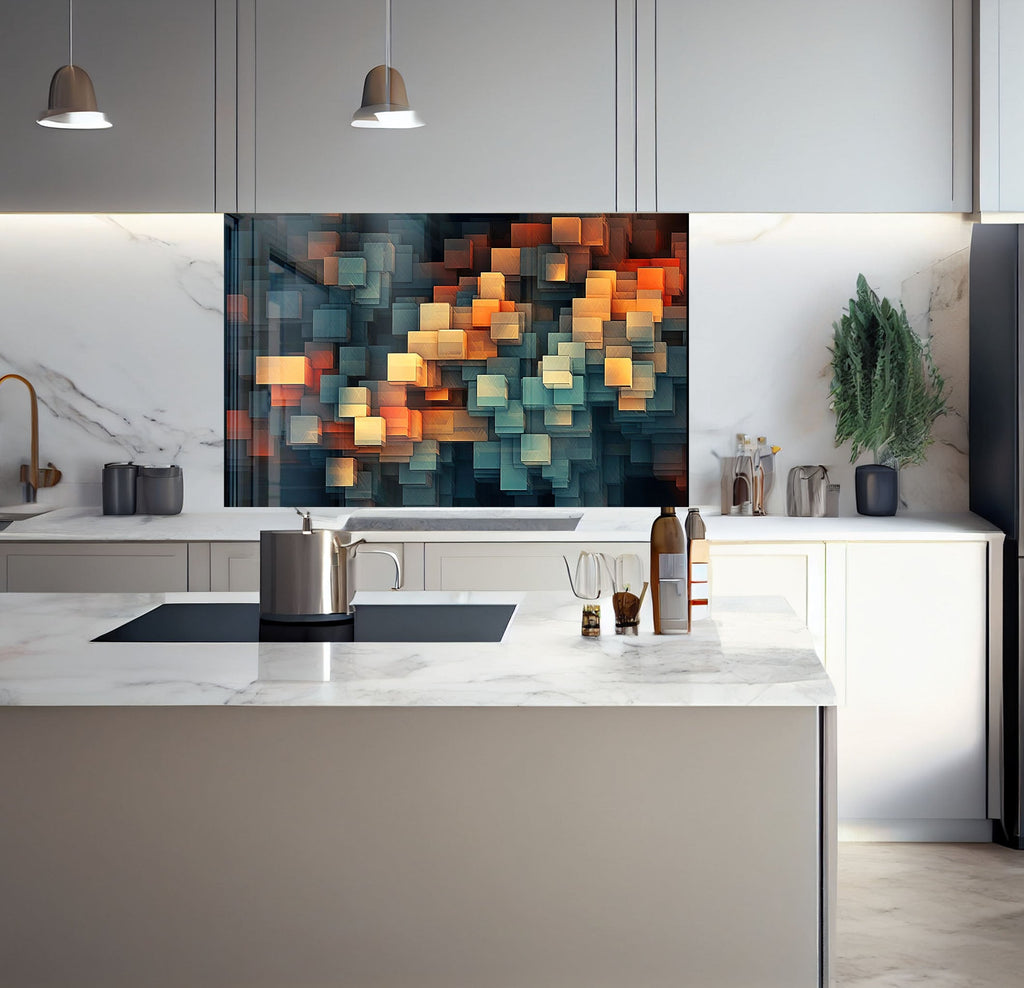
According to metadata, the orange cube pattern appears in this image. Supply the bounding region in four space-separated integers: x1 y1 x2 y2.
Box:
229 213 688 506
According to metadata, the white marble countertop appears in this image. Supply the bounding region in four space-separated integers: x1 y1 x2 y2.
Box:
0 590 836 708
0 505 1004 544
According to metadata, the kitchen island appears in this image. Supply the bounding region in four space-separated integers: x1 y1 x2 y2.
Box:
0 590 836 988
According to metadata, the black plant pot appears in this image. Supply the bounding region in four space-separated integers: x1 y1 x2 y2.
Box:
855 464 898 516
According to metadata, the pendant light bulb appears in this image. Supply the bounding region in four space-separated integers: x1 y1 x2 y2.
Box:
351 0 423 129
37 0 112 130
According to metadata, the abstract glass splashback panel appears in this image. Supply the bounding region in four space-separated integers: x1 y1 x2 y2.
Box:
225 214 687 507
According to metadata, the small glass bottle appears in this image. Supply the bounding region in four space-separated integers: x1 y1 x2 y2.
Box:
651 506 687 634
684 506 706 544
685 507 710 625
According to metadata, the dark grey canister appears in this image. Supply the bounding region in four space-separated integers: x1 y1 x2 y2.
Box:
136 465 184 515
855 464 898 516
102 462 137 515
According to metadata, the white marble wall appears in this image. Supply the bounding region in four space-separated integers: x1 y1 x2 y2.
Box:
0 215 224 510
688 214 974 516
0 212 974 514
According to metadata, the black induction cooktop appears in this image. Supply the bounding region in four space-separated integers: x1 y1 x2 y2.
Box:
92 602 516 644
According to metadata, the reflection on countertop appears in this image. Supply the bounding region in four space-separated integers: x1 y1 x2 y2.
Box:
0 590 835 708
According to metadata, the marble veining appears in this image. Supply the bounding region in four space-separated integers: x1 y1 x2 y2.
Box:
0 212 979 518
0 591 836 708
688 213 975 518
0 214 224 510
900 246 971 512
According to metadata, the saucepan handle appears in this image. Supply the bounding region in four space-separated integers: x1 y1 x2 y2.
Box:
357 548 403 590
334 536 365 553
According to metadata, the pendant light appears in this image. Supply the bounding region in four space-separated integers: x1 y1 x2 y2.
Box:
37 0 112 129
351 0 423 129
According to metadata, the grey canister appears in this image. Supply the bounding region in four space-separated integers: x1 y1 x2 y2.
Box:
102 462 137 515
135 465 184 515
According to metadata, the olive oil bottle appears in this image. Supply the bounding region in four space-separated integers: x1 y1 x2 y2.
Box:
650 506 687 634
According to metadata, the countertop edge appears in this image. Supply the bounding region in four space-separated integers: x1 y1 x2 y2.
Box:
0 508 1006 544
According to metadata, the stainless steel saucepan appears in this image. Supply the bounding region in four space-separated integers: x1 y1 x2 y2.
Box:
260 509 401 621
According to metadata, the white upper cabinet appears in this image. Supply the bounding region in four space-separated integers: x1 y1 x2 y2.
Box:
0 0 216 212
977 0 1024 212
245 0 618 213
654 0 972 212
0 1 973 212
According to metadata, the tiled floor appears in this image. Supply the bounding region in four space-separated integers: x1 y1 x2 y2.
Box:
837 843 1024 986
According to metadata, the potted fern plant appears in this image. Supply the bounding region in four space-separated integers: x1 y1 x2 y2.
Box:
829 274 947 515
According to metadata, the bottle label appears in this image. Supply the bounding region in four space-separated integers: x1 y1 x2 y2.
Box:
658 552 686 581
657 578 688 632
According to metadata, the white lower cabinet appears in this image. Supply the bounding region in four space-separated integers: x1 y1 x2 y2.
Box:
0 532 996 840
208 543 260 592
423 542 648 592
709 542 826 659
206 541 425 592
0 540 423 593
836 541 990 841
0 543 188 593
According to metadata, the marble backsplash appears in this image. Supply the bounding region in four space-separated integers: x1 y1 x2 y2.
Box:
688 213 974 516
0 212 974 514
0 214 224 510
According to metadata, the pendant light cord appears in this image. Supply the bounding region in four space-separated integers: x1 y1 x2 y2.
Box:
69 0 74 66
384 0 391 106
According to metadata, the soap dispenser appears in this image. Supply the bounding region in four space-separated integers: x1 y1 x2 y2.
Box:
650 506 687 634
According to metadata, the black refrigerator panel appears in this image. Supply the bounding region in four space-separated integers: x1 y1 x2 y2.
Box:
969 223 1024 848
969 223 1021 540
995 546 1023 848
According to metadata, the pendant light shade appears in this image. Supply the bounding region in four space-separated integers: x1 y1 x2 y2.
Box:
37 64 111 129
351 65 424 129
37 0 111 130
351 0 423 129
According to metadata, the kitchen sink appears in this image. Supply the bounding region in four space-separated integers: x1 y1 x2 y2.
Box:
339 509 582 531
0 504 56 523
93 601 516 644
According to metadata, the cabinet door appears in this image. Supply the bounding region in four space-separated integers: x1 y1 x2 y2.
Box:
838 541 988 833
249 0 617 212
984 0 1024 209
208 541 425 592
0 0 215 211
424 542 647 591
656 0 970 211
1 543 188 592
709 543 825 657
210 543 261 592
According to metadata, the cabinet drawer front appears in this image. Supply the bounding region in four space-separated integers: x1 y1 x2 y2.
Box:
208 542 425 592
425 543 647 592
709 543 826 659
5 545 188 593
710 548 811 624
210 543 260 592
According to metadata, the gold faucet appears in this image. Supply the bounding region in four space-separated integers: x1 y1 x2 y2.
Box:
0 373 61 503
